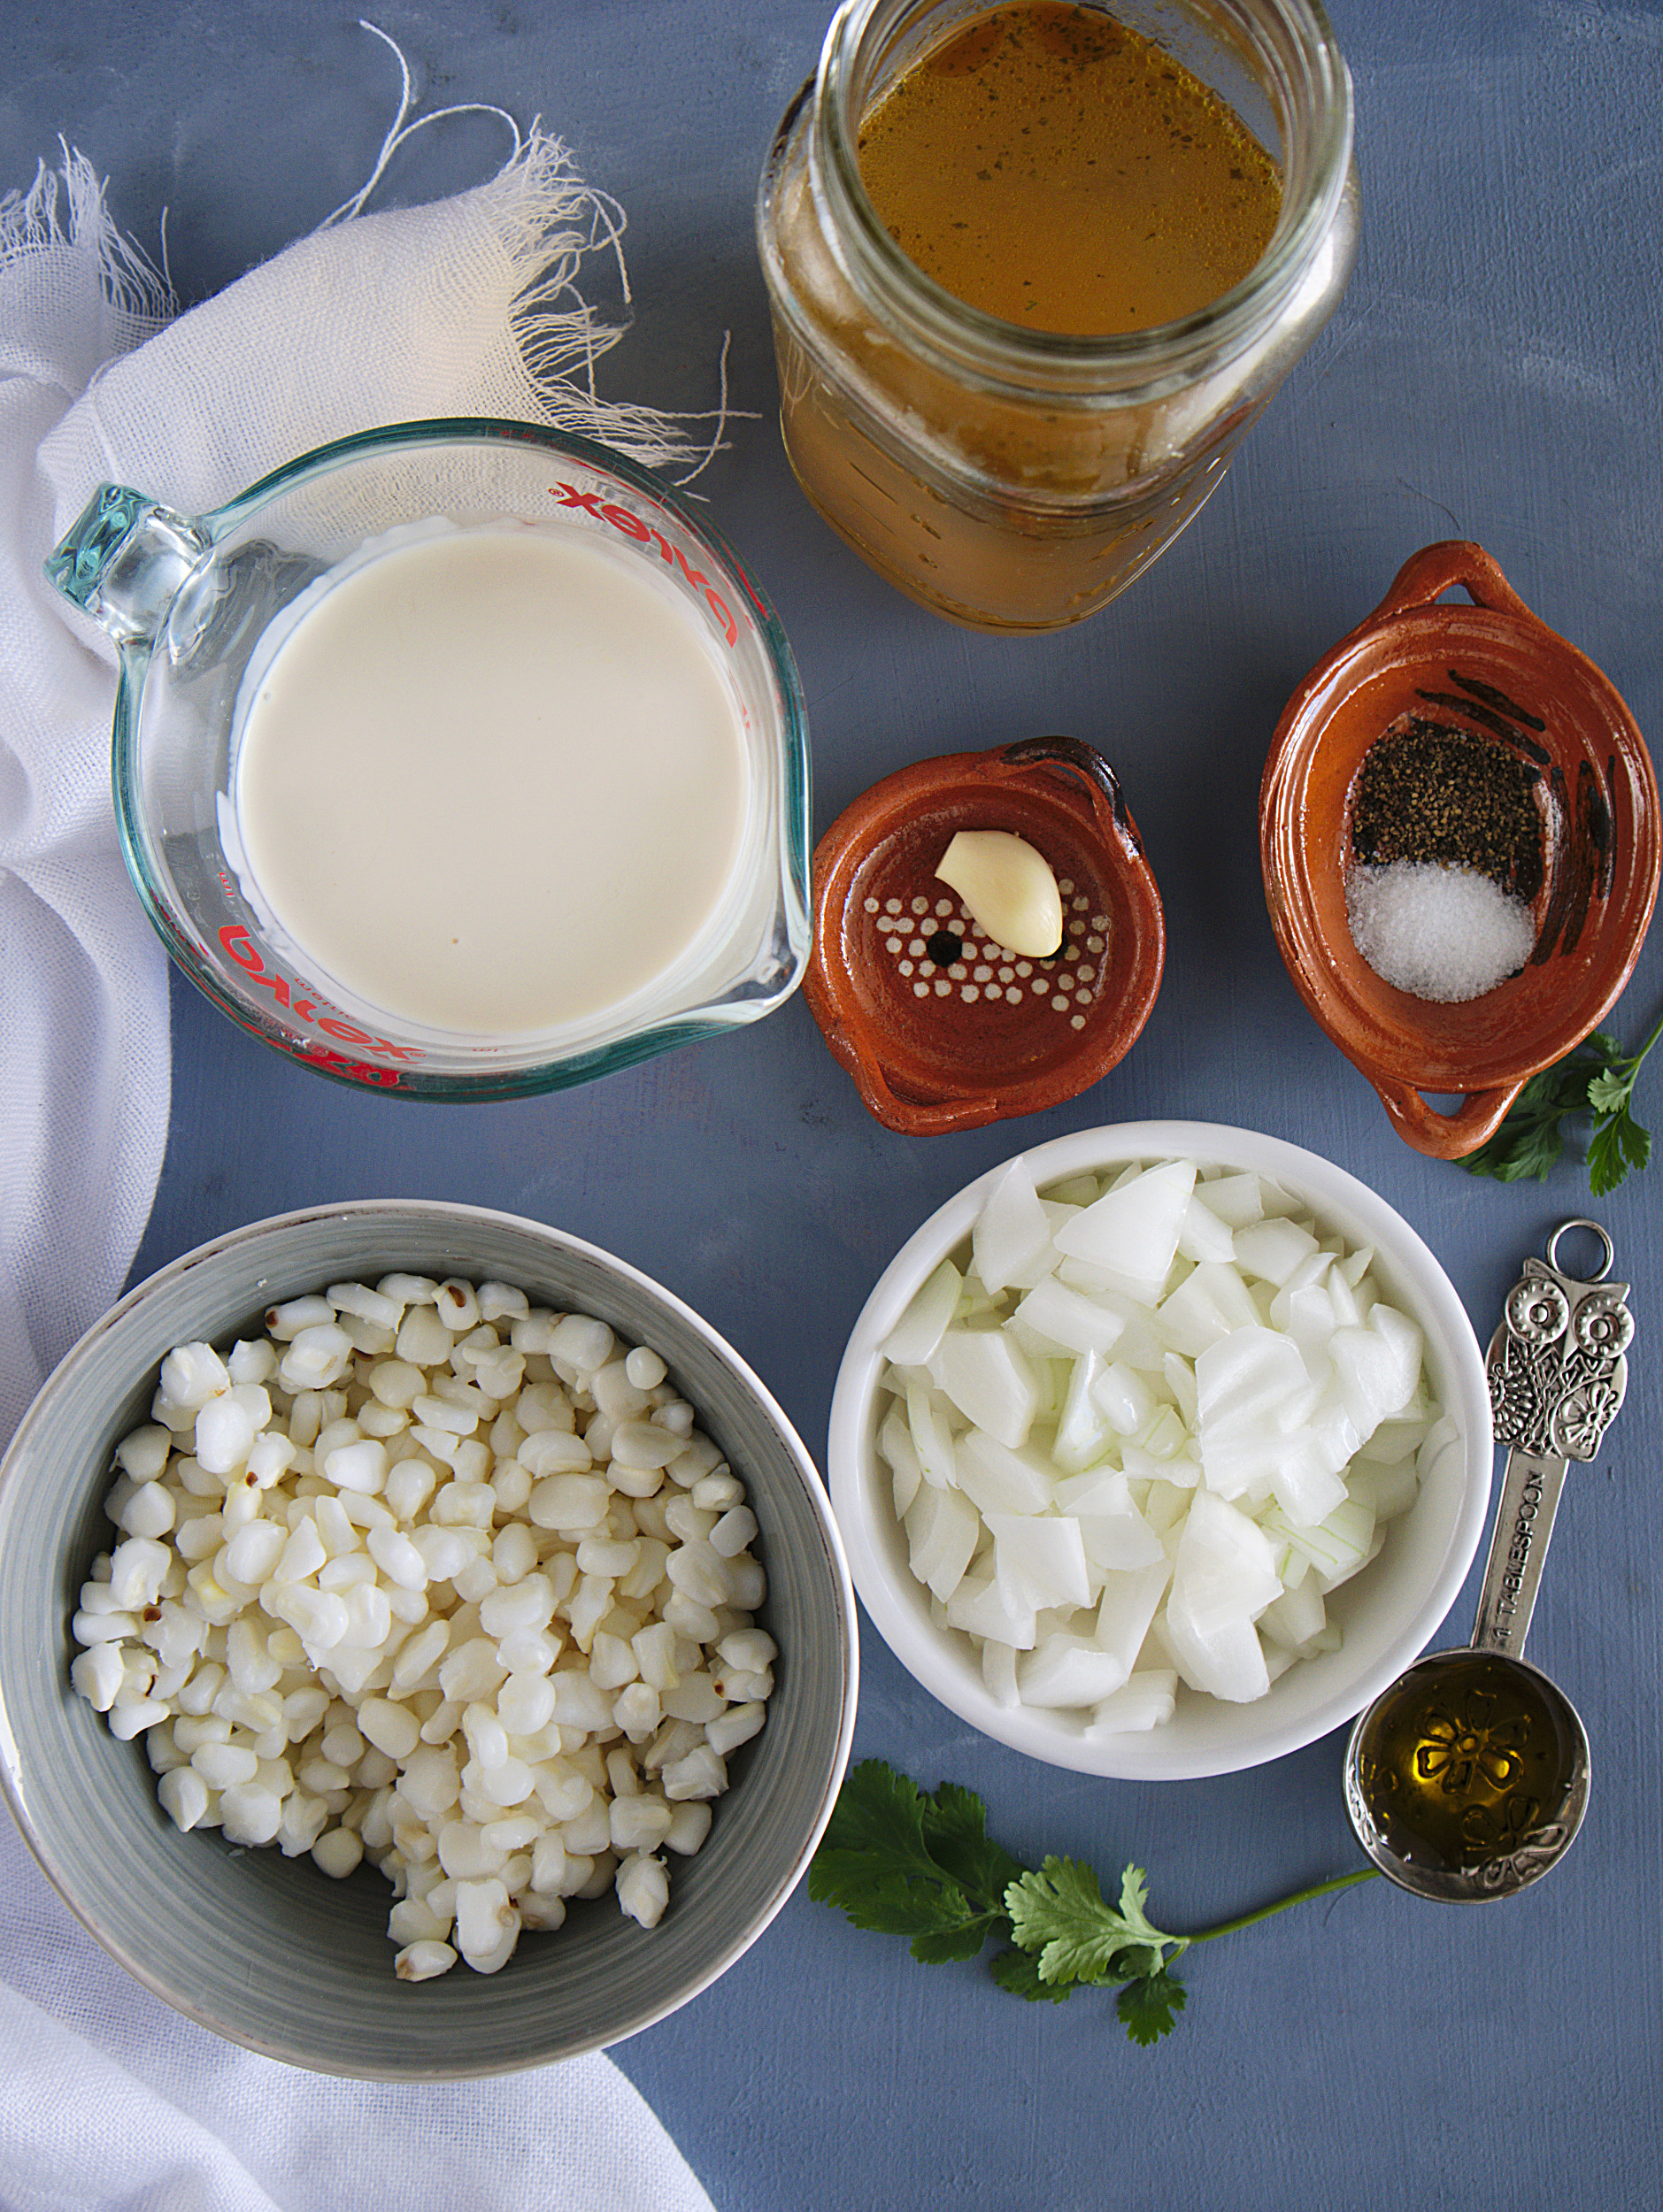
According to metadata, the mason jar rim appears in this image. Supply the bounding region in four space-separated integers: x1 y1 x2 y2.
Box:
810 0 1356 402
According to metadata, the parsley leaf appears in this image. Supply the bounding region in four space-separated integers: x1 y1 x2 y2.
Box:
1459 1033 1621 1184
808 1760 1378 2048
988 1945 1077 2003
1459 994 1663 1195
805 1760 1019 1962
1005 1855 1189 1989
1118 1970 1188 2047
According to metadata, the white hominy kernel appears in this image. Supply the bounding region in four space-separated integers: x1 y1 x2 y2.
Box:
109 1536 172 1611
396 1939 458 1981
223 1520 285 1588
478 1578 555 1639
226 1616 281 1693
664 1435 724 1486
624 1346 667 1391
358 1698 421 1762
661 1745 728 1801
660 1671 725 1726
664 1800 712 1856
287 1393 323 1448
719 1627 777 1672
283 1685 331 1740
516 1429 591 1479
397 1307 453 1368
662 1590 721 1645
75 1580 132 1619
219 1781 284 1845
382 1458 437 1522
115 1426 173 1483
70 1644 125 1710
725 1556 766 1610
528 1472 610 1532
193 1393 257 1476
278 1325 355 1393
689 1471 743 1514
308 1826 362 1880
665 1542 729 1613
157 1764 211 1832
592 1362 651 1423
390 1618 451 1694
435 1279 481 1333
708 1507 759 1559
706 1701 766 1757
191 1740 259 1791
327 1281 403 1330
616 1852 670 1930
274 1519 327 1583
271 1585 350 1649
353 1748 399 1793
454 1876 519 1972
612 1420 685 1473
437 1819 503 1880
265 1297 334 1341
160 1342 231 1409
321 1439 389 1495
366 1525 427 1591
652 1400 696 1439
547 1314 614 1374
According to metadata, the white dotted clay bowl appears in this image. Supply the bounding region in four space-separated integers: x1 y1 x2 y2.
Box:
803 737 1165 1133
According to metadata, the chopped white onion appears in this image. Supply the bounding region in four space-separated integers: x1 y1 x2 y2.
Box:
876 1157 1438 1731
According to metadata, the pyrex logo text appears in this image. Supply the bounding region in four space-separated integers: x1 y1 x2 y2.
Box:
550 484 739 646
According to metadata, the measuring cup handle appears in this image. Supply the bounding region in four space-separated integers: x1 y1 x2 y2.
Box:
1371 1075 1525 1159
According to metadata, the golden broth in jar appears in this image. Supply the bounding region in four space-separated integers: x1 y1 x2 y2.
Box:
857 2 1281 335
756 0 1358 631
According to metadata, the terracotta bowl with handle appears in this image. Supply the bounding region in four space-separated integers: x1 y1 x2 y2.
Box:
1260 541 1660 1159
804 736 1165 1134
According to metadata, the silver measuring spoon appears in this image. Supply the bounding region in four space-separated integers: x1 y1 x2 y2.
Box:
1343 1220 1634 1901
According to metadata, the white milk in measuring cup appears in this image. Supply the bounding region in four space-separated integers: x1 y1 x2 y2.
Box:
223 521 752 1037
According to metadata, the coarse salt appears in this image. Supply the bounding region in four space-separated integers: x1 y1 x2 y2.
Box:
1344 859 1536 1002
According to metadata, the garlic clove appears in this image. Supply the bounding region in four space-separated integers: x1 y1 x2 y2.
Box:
935 829 1063 957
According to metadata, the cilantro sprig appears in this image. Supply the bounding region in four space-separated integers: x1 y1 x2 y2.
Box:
1460 999 1663 1196
807 1761 1377 2047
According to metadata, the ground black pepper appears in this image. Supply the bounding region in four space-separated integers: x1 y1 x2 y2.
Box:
1350 715 1545 902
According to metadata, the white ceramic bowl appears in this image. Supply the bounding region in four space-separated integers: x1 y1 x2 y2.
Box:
0 1202 858 2076
828 1122 1492 1780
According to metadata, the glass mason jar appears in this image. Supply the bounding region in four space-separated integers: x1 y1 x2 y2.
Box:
756 0 1359 633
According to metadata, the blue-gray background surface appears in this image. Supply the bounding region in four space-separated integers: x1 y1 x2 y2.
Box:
5 3 1661 2206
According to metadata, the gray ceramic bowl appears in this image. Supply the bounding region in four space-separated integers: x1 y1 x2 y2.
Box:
0 1202 858 2078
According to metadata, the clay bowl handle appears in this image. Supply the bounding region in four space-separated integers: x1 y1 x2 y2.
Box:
990 734 1143 855
1367 539 1538 627
833 1024 1005 1137
1370 1073 1527 1160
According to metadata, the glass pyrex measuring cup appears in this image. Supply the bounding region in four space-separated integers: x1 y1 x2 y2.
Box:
1343 1221 1633 1901
45 419 811 1099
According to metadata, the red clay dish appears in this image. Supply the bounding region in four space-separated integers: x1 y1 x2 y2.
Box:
804 736 1164 1134
1260 540 1660 1159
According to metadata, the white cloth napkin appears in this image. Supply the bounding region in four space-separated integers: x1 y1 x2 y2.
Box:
0 42 720 2211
